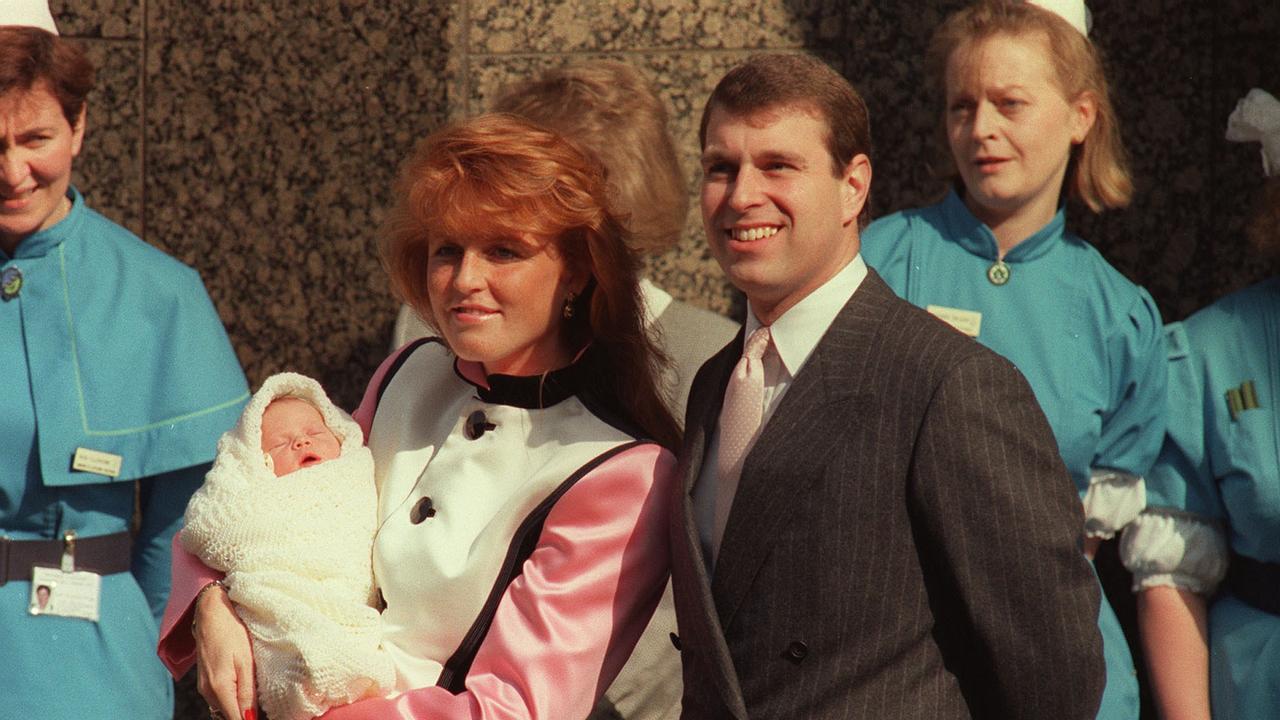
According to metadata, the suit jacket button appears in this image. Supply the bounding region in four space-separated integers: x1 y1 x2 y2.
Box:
784 641 808 662
669 632 682 651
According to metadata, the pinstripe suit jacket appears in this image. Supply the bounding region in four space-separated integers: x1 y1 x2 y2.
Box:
670 271 1105 719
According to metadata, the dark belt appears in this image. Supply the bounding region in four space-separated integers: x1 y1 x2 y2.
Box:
0 532 133 586
1227 551 1280 616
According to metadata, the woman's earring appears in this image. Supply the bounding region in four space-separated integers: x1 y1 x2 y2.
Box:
562 291 576 320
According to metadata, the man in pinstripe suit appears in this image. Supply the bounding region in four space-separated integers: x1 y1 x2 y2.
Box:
669 53 1106 719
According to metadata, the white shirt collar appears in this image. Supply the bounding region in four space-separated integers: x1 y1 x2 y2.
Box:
744 254 867 379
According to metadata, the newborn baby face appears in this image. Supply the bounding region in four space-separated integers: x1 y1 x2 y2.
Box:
261 397 341 477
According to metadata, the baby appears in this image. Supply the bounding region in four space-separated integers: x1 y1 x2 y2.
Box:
182 372 394 720
261 395 343 475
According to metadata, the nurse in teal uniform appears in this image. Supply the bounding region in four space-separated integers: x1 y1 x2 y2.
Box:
1121 89 1280 720
0 4 248 718
861 2 1164 717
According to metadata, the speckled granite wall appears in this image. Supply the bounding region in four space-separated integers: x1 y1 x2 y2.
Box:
52 0 456 416
50 1 453 714
45 2 1277 718
53 0 144 235
1079 0 1280 318
55 0 1279 408
463 1 1279 327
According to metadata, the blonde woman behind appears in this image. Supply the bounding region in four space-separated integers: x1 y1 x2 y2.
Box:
861 2 1166 717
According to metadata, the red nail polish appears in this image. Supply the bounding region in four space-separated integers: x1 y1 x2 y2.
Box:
243 710 257 720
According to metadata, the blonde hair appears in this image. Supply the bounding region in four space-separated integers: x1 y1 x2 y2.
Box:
492 61 687 256
927 0 1132 212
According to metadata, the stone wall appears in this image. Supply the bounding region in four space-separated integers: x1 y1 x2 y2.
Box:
56 0 1278 413
45 2 1278 716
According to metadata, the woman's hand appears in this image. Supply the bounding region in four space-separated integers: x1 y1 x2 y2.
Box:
194 582 257 720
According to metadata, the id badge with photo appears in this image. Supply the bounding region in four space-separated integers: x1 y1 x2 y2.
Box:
29 566 102 621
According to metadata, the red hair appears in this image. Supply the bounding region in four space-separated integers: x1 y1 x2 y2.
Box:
381 113 679 448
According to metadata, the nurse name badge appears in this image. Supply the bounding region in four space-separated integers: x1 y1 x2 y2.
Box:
1 266 22 300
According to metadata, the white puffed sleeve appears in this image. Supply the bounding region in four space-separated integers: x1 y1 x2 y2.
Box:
1082 468 1146 539
1120 507 1228 594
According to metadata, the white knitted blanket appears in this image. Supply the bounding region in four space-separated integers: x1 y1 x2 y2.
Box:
182 372 394 720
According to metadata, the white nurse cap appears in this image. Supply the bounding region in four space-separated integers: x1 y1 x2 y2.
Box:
0 0 59 34
1227 88 1280 178
1029 0 1090 36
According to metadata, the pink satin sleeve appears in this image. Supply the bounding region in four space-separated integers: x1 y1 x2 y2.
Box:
156 533 223 677
321 442 677 720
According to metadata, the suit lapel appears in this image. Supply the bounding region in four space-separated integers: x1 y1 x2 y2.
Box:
712 272 896 629
672 331 751 718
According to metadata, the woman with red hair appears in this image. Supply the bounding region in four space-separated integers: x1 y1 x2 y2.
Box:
160 114 679 720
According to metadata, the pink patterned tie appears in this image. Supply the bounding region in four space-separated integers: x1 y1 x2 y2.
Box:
713 325 771 557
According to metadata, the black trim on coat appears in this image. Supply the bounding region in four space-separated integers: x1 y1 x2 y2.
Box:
436 439 649 693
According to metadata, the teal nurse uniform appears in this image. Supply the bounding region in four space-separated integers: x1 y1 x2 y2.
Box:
863 189 1167 720
0 187 248 719
1122 278 1280 719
